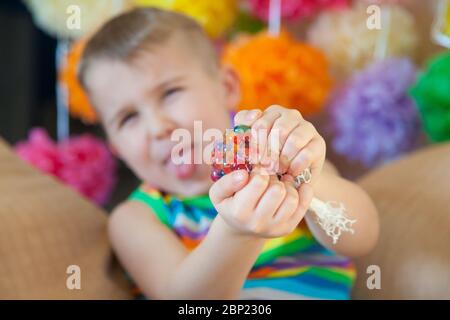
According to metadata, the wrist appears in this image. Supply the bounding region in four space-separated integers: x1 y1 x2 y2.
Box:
212 214 267 245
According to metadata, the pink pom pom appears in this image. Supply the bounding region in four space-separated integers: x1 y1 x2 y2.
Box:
15 128 117 206
59 135 117 206
248 0 349 22
361 0 403 4
15 128 62 176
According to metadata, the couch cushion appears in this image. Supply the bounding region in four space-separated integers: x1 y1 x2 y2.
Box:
0 138 132 299
353 143 450 299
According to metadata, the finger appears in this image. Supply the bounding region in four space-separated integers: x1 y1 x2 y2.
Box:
280 173 295 185
233 167 270 212
289 136 326 185
273 180 299 224
265 105 303 119
209 170 249 205
251 111 281 164
265 105 286 113
267 117 299 172
279 122 316 173
253 175 287 222
286 183 314 228
233 109 263 127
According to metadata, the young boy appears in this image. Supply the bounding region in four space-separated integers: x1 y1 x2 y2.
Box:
79 8 379 299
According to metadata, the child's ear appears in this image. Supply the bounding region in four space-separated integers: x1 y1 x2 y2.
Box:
220 65 241 112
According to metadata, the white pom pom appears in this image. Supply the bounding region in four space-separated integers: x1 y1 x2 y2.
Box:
24 0 131 39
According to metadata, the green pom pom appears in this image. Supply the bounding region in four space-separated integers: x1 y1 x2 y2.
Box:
410 52 450 142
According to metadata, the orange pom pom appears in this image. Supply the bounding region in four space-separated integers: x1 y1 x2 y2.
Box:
222 31 333 116
59 39 98 124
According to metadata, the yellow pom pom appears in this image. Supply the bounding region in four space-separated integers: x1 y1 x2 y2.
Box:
308 4 418 77
445 4 450 37
24 0 132 39
222 31 333 116
135 0 237 38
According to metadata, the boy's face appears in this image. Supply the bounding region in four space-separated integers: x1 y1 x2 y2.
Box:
86 35 240 196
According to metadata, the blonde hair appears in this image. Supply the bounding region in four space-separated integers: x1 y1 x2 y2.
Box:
78 7 219 90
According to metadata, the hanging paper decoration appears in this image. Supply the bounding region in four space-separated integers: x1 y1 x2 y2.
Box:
134 0 238 38
55 41 71 141
447 4 450 36
330 58 421 167
432 0 450 48
222 31 332 116
15 128 117 206
307 4 418 77
59 39 98 124
248 0 349 22
23 0 132 39
410 52 450 142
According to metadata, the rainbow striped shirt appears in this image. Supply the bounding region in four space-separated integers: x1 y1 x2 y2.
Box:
129 184 356 300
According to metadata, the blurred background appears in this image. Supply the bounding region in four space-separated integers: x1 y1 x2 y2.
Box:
1 0 57 144
0 0 449 210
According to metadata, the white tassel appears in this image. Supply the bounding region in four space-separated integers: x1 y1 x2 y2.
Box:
294 168 356 244
309 198 356 244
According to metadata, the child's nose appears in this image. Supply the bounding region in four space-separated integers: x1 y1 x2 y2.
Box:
152 124 173 140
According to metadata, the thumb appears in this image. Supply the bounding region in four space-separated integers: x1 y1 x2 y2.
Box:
209 170 249 205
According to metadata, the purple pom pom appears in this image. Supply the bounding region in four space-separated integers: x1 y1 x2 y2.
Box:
329 58 421 167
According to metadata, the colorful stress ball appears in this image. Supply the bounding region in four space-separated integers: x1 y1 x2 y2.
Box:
134 0 238 38
24 0 132 39
410 52 450 142
248 0 349 22
210 124 356 244
211 125 253 182
222 31 333 116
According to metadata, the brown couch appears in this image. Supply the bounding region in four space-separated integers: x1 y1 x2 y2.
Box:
353 142 450 299
0 138 131 299
0 137 449 299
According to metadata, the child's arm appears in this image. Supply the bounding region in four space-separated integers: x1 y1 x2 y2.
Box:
109 200 263 299
109 167 309 299
304 160 379 257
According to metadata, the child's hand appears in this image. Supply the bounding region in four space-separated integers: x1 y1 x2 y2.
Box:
209 168 312 239
234 105 326 186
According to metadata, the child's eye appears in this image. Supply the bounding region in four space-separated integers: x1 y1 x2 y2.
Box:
119 112 138 128
162 87 183 100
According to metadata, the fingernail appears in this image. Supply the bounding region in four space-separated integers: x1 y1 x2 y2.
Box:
234 171 246 181
246 110 259 120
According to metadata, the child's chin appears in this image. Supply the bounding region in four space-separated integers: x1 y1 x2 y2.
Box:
172 176 212 197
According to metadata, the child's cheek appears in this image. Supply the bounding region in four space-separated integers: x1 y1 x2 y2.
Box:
181 103 229 133
169 97 198 125
116 128 149 170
